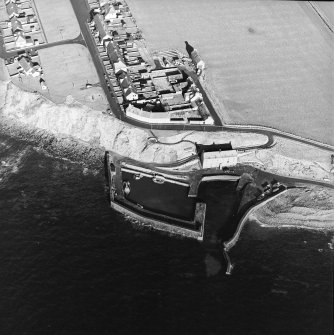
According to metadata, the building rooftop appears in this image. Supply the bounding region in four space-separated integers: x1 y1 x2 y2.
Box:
120 75 130 89
6 2 19 17
18 56 33 72
190 49 202 65
152 76 174 93
160 92 185 105
106 40 119 62
10 17 23 32
93 14 106 38
196 143 233 155
124 86 137 96
150 67 180 78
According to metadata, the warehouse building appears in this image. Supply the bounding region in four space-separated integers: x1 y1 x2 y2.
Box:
196 143 238 169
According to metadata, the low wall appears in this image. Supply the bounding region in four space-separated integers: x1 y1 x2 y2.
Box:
110 200 204 241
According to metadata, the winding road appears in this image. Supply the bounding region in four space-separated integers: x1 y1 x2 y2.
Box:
0 31 86 59
0 0 333 155
69 0 333 153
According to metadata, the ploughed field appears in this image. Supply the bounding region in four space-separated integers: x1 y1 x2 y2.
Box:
38 44 108 110
127 0 333 145
34 0 80 43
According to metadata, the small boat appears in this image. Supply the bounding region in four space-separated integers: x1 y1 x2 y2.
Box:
133 173 143 180
272 186 280 193
122 181 131 195
152 175 165 184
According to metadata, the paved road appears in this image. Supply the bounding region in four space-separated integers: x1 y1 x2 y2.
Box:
69 0 334 153
0 0 332 154
150 149 334 189
0 31 85 59
70 0 128 120
180 67 222 126
149 132 275 151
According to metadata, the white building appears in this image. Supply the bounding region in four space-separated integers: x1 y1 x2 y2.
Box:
124 87 138 101
191 49 205 75
105 6 117 20
99 0 109 7
114 60 127 74
204 116 214 125
201 150 238 169
15 32 33 48
190 92 203 109
18 56 40 77
126 104 170 123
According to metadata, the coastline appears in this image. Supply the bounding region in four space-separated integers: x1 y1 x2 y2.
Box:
1 79 333 187
1 0 333 241
224 189 289 252
249 186 334 231
223 185 333 275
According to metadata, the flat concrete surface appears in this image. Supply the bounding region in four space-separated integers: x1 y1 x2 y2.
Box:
126 0 333 145
34 0 80 43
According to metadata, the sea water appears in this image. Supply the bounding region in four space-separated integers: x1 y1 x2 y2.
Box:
0 134 332 335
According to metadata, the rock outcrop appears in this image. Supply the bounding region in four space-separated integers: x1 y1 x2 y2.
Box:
250 186 334 229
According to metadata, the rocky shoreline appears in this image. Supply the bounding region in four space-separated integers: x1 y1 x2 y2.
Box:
249 186 334 230
1 77 333 232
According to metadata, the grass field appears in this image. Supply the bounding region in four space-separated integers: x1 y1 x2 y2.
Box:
0 59 9 81
127 0 333 145
313 1 334 28
0 2 7 22
34 0 80 43
38 44 108 111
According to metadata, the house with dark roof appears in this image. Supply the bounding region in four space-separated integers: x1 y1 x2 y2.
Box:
93 14 106 39
18 56 38 77
150 67 181 79
152 76 175 94
167 72 183 83
10 18 23 34
120 75 130 89
114 28 127 39
185 41 194 56
161 92 186 107
6 2 19 18
142 90 158 99
106 40 120 63
173 81 188 92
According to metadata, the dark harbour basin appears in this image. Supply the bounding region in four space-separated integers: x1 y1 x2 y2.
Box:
0 133 333 335
198 179 240 242
122 171 196 221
